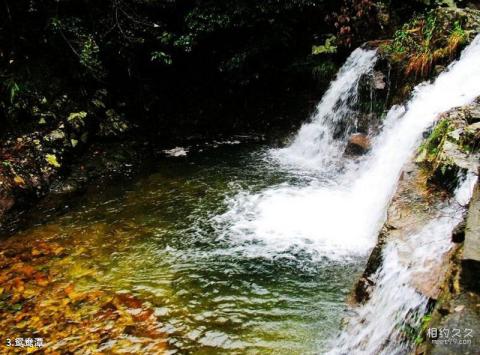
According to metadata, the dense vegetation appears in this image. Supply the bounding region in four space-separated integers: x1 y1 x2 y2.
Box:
1 0 453 141
383 10 469 77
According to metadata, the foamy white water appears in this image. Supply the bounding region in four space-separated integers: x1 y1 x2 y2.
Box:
216 48 378 260
273 48 377 171
330 173 478 355
217 35 480 262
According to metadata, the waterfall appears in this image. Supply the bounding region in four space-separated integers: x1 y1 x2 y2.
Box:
326 35 480 354
330 173 478 355
217 48 379 260
273 48 378 171
218 35 480 264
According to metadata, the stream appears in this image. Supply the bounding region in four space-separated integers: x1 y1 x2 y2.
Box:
2 36 480 354
6 141 368 354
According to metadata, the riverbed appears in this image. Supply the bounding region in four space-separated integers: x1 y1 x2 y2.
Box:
2 141 366 354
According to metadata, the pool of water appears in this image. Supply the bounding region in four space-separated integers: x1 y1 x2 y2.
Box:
9 142 366 354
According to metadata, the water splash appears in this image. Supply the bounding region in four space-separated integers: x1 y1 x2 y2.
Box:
216 48 378 260
218 34 480 262
273 48 377 171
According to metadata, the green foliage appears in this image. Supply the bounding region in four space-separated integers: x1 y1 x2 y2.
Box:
182 10 232 47
312 36 337 55
151 51 172 65
331 0 380 47
447 20 468 53
45 154 61 168
0 0 329 105
67 111 87 122
312 61 337 80
383 10 468 77
451 20 466 39
6 80 21 104
415 314 432 344
424 13 437 45
67 111 88 131
80 37 102 73
418 119 451 162
0 0 446 137
385 14 437 55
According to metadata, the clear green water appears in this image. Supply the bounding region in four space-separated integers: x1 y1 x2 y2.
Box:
15 142 365 354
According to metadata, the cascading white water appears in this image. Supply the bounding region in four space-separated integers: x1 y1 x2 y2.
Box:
273 48 377 171
325 35 480 353
330 173 478 355
217 48 378 260
218 35 480 263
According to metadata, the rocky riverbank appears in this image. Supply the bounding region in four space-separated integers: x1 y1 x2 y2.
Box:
0 137 148 236
419 183 480 355
351 98 480 353
344 8 480 351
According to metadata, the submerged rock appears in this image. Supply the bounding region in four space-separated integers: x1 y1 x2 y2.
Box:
0 194 15 217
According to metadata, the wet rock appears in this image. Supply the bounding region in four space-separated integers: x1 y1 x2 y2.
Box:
352 138 466 303
373 71 386 90
352 225 392 304
0 132 147 234
345 133 371 156
427 281 480 354
434 65 446 76
467 105 480 123
463 183 480 262
466 121 480 133
452 220 466 243
49 180 81 196
441 141 479 172
354 277 375 303
467 2 480 10
418 101 480 192
411 246 459 300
